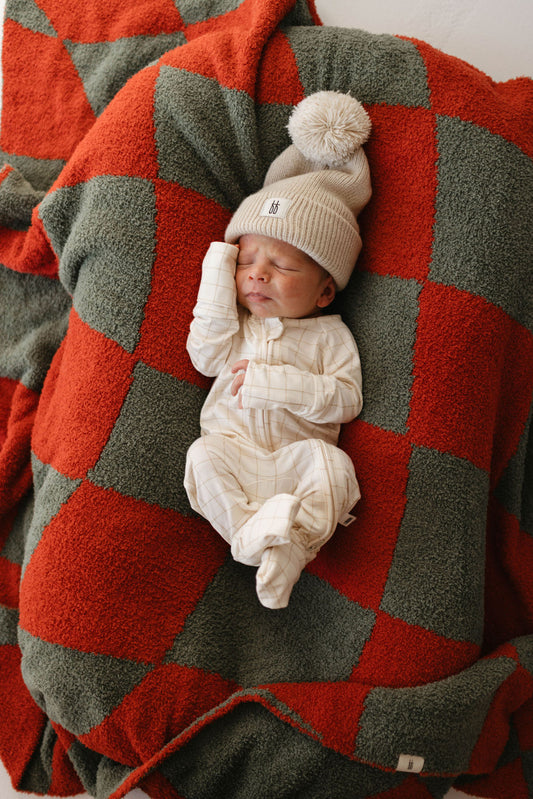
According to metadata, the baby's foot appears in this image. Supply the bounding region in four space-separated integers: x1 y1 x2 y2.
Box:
231 493 300 567
255 540 308 609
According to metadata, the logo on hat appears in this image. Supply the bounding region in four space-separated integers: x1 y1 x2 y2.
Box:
260 197 292 218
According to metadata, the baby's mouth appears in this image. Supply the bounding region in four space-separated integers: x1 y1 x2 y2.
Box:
247 292 270 301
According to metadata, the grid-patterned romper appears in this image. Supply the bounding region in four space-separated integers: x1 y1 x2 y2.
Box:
184 242 363 608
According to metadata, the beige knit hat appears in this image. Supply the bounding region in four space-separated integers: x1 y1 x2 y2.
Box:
225 91 372 290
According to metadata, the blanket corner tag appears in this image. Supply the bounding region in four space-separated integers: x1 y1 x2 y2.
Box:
396 754 425 773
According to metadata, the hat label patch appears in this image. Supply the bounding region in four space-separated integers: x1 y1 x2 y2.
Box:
260 197 292 218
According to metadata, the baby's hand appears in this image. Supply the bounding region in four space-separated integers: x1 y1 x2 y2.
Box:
231 359 249 409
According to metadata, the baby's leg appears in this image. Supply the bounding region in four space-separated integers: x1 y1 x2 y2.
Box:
231 492 300 566
184 435 260 548
184 435 298 566
267 438 360 552
255 439 360 608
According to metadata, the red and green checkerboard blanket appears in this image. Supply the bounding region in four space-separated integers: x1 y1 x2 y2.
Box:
0 1 532 797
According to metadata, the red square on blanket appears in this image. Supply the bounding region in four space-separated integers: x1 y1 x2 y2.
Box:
256 30 305 106
358 104 438 282
267 681 372 759
19 480 228 663
135 180 231 384
36 0 185 43
352 610 480 688
78 664 238 767
59 67 161 186
308 421 411 611
416 38 533 159
408 282 533 472
0 647 48 788
485 497 533 647
31 311 136 479
0 21 95 161
0 377 38 514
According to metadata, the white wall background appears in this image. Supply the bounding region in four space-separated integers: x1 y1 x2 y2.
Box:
316 0 532 81
0 0 531 798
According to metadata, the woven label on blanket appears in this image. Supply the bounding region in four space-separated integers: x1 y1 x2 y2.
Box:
0 1 532 798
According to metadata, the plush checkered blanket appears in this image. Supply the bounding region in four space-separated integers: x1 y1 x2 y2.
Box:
1 1 532 797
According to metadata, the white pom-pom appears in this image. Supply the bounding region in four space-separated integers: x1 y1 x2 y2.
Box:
287 91 372 168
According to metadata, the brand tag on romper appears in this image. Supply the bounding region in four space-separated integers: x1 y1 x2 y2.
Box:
339 512 357 527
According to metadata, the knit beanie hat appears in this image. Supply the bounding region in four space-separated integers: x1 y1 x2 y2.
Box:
224 91 372 290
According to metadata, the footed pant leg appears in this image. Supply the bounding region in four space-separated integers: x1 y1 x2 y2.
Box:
255 439 360 608
255 539 309 609
183 435 261 547
231 492 301 566
290 438 360 551
185 434 360 608
185 436 305 566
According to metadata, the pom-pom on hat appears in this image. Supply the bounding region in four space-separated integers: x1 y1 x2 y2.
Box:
225 91 372 290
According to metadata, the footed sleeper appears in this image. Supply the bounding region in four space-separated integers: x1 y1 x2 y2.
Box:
184 242 363 608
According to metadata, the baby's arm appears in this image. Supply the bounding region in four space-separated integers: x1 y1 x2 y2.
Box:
186 242 240 377
238 325 362 424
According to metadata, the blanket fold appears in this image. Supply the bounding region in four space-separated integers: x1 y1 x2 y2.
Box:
0 1 532 798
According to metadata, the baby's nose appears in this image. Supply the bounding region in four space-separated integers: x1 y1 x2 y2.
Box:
249 262 271 281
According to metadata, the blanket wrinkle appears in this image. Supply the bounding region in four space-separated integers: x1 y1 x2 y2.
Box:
0 0 532 798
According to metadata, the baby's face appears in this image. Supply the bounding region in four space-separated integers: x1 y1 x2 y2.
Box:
235 234 335 319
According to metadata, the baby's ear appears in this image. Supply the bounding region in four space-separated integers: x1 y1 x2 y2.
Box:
316 275 336 309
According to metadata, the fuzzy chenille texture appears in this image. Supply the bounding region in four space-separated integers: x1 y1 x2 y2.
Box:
0 1 532 798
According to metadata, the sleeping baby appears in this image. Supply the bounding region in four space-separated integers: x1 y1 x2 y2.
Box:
184 91 372 609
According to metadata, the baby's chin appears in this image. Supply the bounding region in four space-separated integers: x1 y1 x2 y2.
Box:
240 303 322 321
238 297 278 318
237 295 322 319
